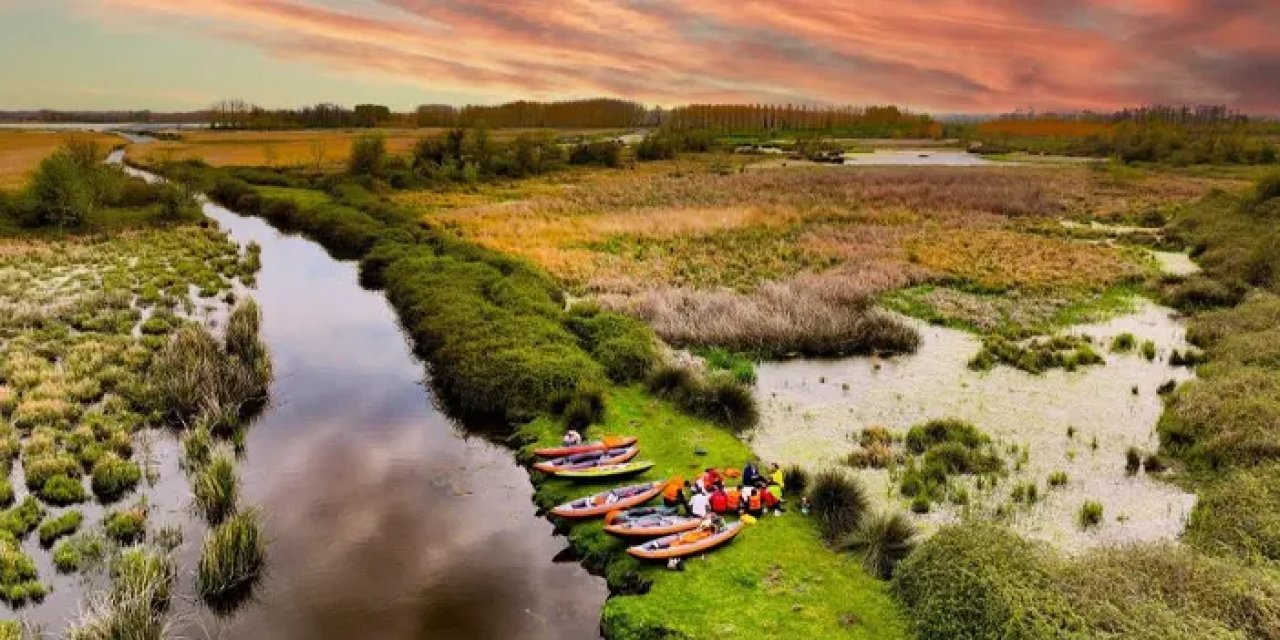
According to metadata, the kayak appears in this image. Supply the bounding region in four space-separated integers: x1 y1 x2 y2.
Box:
605 513 701 538
533 436 638 459
604 505 678 524
533 445 638 474
552 460 654 480
627 521 744 560
551 481 665 519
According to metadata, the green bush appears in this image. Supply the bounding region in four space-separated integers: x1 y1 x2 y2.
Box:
894 523 1086 639
781 465 809 497
906 419 988 454
808 469 868 543
104 507 147 544
38 474 87 506
0 497 44 538
839 511 917 580
52 532 106 573
25 151 95 227
568 141 622 167
347 133 386 177
91 454 142 503
1110 332 1136 352
1079 501 1104 528
38 510 83 547
0 541 43 605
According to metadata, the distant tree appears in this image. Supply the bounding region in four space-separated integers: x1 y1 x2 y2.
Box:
353 104 391 128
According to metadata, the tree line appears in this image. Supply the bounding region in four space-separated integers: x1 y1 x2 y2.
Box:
663 104 942 138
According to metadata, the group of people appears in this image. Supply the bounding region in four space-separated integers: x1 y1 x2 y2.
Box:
662 461 786 519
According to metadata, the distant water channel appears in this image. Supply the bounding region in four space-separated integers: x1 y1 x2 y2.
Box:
63 157 609 638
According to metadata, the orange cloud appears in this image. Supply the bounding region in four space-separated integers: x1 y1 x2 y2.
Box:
93 0 1280 112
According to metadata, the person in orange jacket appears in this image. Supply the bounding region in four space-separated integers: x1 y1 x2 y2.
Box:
662 476 689 514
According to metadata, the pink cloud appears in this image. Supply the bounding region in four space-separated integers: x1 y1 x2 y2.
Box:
93 0 1279 112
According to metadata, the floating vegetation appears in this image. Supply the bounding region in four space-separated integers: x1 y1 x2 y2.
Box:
969 334 1104 374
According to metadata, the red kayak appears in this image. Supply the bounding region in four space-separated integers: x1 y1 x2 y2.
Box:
550 481 665 519
533 436 638 459
533 445 638 474
628 521 744 560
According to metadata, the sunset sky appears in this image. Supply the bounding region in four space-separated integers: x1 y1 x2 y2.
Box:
1 0 1277 113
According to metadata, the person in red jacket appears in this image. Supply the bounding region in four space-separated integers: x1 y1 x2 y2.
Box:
708 483 729 514
699 468 723 492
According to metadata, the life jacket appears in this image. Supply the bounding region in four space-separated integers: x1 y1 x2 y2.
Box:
725 488 740 511
709 491 728 513
662 476 684 501
701 470 722 488
748 491 763 511
761 488 779 508
677 529 712 545
771 470 784 492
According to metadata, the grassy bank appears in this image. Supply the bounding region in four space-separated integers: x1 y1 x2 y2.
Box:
519 387 909 639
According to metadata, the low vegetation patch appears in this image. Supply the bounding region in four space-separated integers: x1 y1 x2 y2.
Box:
969 333 1104 373
197 508 266 610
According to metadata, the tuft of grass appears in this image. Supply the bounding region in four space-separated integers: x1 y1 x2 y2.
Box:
193 455 239 525
197 508 266 610
839 511 917 580
1079 501 1104 529
37 473 88 505
781 464 810 497
0 497 45 539
1125 447 1142 475
90 454 142 503
104 506 147 545
0 540 44 605
1110 332 1136 352
1140 339 1157 361
52 532 107 573
1047 471 1069 487
808 469 869 543
905 418 987 454
38 509 83 547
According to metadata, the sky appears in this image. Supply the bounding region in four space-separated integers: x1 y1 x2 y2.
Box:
0 0 1277 114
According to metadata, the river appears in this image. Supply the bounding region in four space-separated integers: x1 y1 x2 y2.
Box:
42 157 609 638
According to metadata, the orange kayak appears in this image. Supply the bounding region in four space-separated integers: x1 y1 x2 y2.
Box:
605 513 701 538
533 436 638 459
551 481 665 519
533 445 638 474
627 521 744 560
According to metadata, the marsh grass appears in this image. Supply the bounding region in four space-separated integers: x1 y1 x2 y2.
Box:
38 509 83 547
67 546 175 640
90 453 141 503
193 455 238 525
53 532 107 573
197 509 265 612
644 364 758 432
809 469 869 543
104 506 147 545
1079 501 1104 529
839 511 918 580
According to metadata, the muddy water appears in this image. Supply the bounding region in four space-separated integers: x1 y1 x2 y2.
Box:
47 159 608 638
752 300 1197 553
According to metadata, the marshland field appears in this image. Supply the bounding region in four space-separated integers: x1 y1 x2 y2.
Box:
0 103 1279 640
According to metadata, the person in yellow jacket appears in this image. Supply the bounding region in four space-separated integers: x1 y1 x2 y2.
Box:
768 463 785 496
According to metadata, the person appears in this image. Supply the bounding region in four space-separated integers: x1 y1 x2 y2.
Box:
768 463 785 496
562 429 582 446
760 483 782 516
742 461 761 487
662 477 689 514
725 485 742 515
689 487 710 517
605 491 620 505
709 483 729 514
800 496 812 515
700 467 723 491
745 482 765 517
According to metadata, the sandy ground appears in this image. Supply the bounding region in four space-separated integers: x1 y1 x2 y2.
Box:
750 299 1198 553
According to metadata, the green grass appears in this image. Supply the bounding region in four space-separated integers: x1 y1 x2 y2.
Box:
254 185 332 208
519 386 909 639
881 283 1139 338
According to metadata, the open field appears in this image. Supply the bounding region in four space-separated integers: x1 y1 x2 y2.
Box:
0 131 122 189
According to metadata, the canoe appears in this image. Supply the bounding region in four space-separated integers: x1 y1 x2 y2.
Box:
533 445 638 474
533 436 638 459
627 521 744 560
605 513 701 538
552 460 654 480
550 481 665 519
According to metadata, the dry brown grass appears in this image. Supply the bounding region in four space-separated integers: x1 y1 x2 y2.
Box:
0 130 122 189
129 129 442 169
907 229 1143 291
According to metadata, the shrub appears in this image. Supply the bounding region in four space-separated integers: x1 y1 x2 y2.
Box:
893 523 1086 640
25 151 95 227
0 497 44 539
781 465 809 497
905 419 987 454
347 134 387 177
922 442 1003 475
52 532 107 573
860 425 894 448
645 364 696 398
104 507 147 544
194 455 239 525
568 141 622 167
1142 453 1168 473
91 454 142 503
839 511 917 579
690 374 759 433
39 474 88 506
1125 447 1143 475
1047 471 1069 487
808 469 868 543
909 494 931 514
1079 501 1104 528
155 181 200 222
38 510 83 547
557 384 606 430
846 442 896 469
1140 340 1157 361
197 509 266 609
567 309 658 382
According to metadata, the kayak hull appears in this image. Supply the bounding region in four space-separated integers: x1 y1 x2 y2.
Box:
627 521 744 560
551 481 665 519
533 445 639 474
553 460 654 480
533 436 638 459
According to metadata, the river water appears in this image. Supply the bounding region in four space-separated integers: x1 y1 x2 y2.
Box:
30 157 609 638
